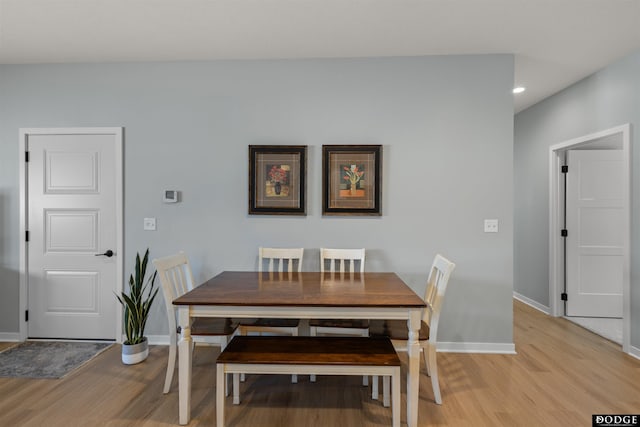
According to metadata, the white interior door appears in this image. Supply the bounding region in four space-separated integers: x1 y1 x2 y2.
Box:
566 149 624 318
26 129 122 339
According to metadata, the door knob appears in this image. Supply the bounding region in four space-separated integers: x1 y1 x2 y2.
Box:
95 250 115 258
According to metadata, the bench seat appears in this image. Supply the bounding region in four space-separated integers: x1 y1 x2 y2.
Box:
216 336 401 427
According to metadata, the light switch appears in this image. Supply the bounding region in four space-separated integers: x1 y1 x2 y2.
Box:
484 219 498 233
143 217 156 231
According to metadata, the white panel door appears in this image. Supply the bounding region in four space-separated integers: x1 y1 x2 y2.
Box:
566 149 624 318
27 131 120 339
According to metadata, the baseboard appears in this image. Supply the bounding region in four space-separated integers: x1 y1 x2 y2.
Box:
513 292 551 314
0 332 21 342
146 335 170 346
120 335 169 345
629 345 640 361
438 341 516 354
145 335 224 346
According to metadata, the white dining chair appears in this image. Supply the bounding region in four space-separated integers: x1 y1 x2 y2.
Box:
153 252 239 395
238 247 303 383
238 247 303 336
309 248 369 385
318 247 365 274
311 249 367 346
370 254 456 405
258 247 304 274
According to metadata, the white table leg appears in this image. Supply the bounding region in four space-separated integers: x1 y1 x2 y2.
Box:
392 367 401 427
407 309 421 427
372 375 379 400
178 307 193 425
383 376 390 407
216 364 225 427
233 373 240 405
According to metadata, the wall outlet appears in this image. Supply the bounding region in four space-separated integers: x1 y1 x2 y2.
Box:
143 217 156 231
484 219 498 233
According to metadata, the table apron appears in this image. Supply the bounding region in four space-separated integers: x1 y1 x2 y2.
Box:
188 305 420 320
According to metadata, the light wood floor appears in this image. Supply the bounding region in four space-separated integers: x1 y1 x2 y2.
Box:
1 300 639 426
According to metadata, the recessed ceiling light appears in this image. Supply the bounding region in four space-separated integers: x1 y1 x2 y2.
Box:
513 86 526 94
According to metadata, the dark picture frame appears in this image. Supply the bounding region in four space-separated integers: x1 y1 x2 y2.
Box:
249 145 307 215
322 145 382 216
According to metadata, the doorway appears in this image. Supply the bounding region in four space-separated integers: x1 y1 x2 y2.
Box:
549 124 630 353
19 128 123 341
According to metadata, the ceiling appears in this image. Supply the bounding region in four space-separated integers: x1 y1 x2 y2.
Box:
1 0 639 112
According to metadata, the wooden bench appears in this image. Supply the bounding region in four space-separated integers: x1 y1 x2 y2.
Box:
216 336 401 427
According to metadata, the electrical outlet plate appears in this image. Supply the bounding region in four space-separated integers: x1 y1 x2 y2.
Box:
484 219 498 233
143 217 156 231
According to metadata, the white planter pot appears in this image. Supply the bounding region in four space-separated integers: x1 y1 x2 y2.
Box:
122 337 149 365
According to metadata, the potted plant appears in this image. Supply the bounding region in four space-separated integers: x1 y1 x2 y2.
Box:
116 248 158 364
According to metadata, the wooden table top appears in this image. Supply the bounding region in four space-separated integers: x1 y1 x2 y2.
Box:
173 271 425 308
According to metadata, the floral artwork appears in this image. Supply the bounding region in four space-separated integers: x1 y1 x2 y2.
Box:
266 164 291 197
249 145 307 215
322 145 381 216
340 164 365 197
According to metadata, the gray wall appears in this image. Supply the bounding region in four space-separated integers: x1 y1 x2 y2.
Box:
0 55 514 344
514 50 640 345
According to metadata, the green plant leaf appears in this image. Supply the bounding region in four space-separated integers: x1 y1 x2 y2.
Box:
116 248 158 347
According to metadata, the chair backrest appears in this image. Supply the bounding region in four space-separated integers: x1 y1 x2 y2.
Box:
259 247 304 273
152 252 195 337
423 254 456 342
320 248 365 273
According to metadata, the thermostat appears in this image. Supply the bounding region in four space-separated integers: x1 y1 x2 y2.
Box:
163 190 179 203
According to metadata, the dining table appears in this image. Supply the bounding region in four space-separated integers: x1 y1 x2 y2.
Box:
173 270 426 426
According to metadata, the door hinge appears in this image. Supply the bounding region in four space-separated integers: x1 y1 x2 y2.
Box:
561 165 568 173
561 229 568 237
25 310 29 322
561 293 568 301
25 151 30 162
25 230 30 242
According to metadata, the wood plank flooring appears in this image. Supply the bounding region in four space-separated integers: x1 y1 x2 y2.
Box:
1 300 639 426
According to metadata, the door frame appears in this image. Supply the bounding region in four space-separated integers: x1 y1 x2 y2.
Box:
548 123 630 353
19 127 124 342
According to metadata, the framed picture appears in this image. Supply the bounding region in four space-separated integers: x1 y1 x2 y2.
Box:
322 145 382 216
249 145 307 215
